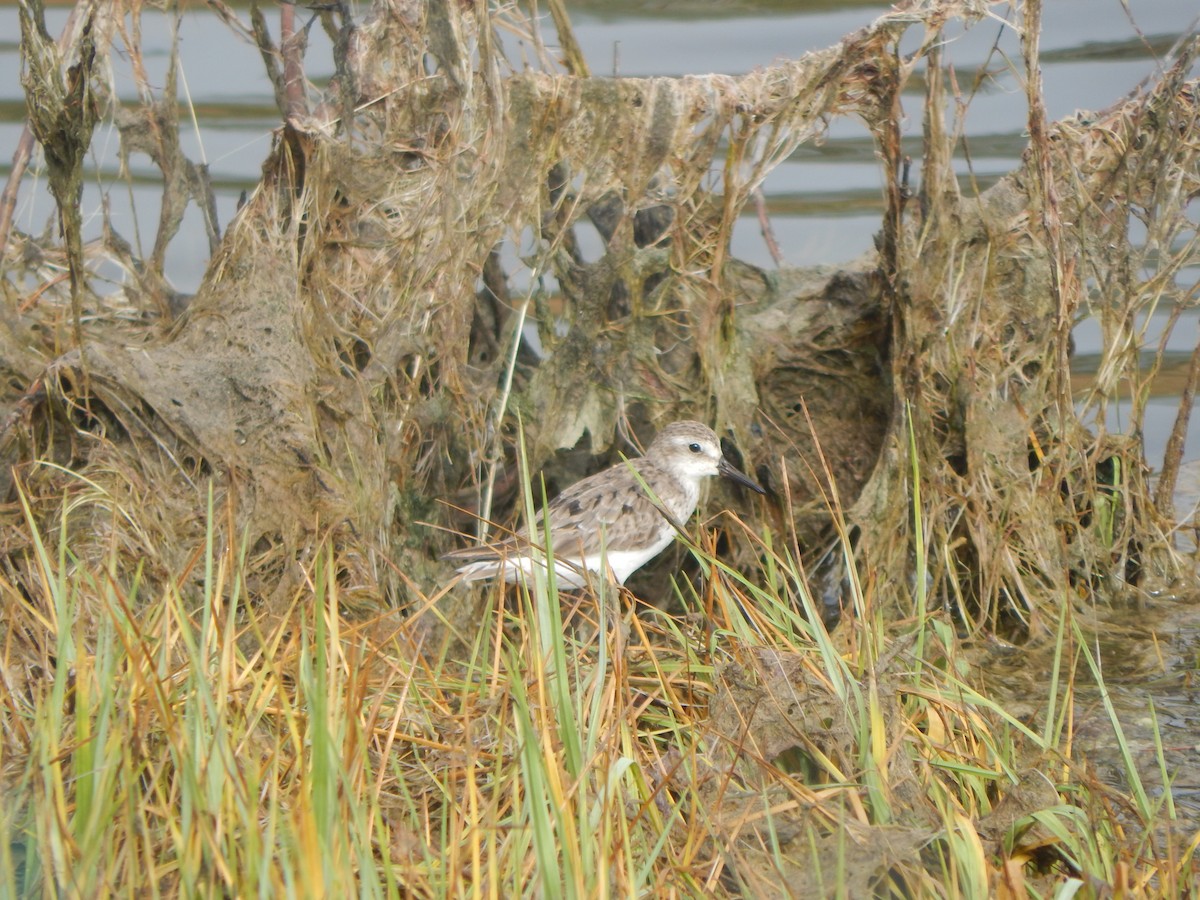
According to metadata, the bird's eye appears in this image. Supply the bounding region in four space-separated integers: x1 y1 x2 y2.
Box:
688 442 702 454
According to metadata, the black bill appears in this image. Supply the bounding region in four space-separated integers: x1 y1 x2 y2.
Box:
718 456 766 494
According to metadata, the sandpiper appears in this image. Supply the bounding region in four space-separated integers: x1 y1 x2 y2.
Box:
444 420 765 588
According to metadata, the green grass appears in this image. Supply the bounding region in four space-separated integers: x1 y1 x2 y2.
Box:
1 478 1195 897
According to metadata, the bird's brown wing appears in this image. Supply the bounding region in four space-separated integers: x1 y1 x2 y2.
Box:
442 459 679 564
538 460 676 556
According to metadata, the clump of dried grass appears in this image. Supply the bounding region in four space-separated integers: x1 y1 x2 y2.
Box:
852 17 1200 629
2 0 1193 638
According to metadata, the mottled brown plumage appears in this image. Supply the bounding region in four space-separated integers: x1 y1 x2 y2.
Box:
445 421 764 587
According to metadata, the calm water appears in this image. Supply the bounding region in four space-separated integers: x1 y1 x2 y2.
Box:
0 0 1197 466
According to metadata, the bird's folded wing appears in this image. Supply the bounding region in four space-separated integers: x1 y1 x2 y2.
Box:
542 468 674 556
443 461 675 562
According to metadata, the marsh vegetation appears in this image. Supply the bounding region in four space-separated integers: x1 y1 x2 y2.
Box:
1 0 1198 895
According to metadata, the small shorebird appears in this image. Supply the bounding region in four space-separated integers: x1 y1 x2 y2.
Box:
444 420 765 588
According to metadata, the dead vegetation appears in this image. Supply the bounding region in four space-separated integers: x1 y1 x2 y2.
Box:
2 0 1195 634
2 0 1190 628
